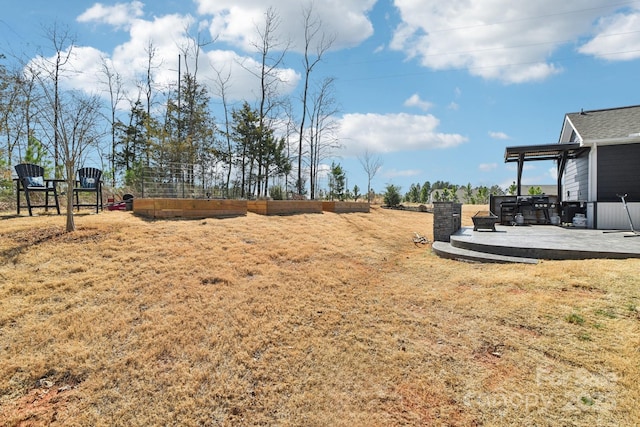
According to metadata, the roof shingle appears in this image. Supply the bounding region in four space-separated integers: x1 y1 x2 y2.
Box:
566 105 640 141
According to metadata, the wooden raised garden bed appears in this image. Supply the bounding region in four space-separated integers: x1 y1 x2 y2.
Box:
322 201 370 213
472 211 499 231
133 198 247 219
246 200 323 216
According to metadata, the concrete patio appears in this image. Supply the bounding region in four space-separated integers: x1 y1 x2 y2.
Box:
432 224 640 263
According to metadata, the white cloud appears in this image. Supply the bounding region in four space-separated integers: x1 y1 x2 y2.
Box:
383 168 422 179
106 14 198 96
71 2 372 104
489 131 510 140
64 46 108 89
403 93 433 111
390 1 630 83
77 1 144 29
338 112 467 157
578 7 640 60
479 163 497 172
195 0 375 53
204 50 300 101
27 45 106 93
316 163 332 179
67 8 300 106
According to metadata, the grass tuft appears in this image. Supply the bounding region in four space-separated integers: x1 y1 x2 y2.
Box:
566 313 585 325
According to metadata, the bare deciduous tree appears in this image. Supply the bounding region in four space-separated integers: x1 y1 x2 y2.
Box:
296 3 335 196
308 77 339 199
0 62 24 166
358 149 383 203
1 60 45 166
98 56 124 187
141 40 160 167
245 7 290 197
211 66 235 196
41 23 76 177
40 90 103 232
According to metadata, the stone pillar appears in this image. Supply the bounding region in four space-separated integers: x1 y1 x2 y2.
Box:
433 202 462 242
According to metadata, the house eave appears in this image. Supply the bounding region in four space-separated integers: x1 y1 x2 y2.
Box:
581 136 640 146
560 116 582 143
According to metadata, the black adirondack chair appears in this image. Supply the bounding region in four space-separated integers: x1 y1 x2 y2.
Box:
73 167 103 213
14 163 61 216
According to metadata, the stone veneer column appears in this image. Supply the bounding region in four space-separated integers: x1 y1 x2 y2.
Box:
433 202 462 242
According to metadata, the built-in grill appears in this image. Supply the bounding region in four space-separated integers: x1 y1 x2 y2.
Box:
517 195 554 222
493 194 559 225
532 195 551 209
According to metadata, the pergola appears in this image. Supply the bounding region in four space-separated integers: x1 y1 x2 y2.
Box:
504 143 589 203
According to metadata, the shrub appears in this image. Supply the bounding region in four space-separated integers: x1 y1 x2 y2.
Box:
269 185 284 200
383 184 401 207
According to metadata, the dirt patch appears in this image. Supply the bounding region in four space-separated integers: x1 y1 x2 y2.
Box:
0 378 81 426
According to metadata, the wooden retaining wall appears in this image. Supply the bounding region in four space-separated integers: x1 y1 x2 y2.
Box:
133 198 247 219
322 201 370 213
132 198 368 218
246 200 323 215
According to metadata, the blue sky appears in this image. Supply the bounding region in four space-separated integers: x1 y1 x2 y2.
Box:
2 1 640 195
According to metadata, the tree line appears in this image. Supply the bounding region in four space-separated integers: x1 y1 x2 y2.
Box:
0 8 518 229
403 181 506 204
0 6 341 220
379 181 510 207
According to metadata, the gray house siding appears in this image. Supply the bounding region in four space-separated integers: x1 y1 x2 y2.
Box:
563 156 589 201
553 106 640 229
597 143 640 202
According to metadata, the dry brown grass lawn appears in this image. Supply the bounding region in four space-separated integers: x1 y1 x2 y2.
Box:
0 205 639 426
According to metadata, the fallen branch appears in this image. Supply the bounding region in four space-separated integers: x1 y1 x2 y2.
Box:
413 232 430 245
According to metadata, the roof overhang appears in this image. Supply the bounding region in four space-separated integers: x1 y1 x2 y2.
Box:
504 143 590 201
580 136 640 146
504 143 588 163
